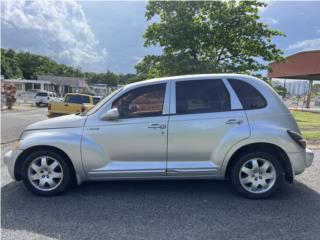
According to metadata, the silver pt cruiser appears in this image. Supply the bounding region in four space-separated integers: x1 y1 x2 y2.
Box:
4 74 314 198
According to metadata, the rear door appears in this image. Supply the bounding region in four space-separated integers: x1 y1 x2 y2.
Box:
167 78 250 176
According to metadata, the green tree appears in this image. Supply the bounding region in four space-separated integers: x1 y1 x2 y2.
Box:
1 49 23 79
136 0 285 79
85 70 120 86
273 84 287 98
1 48 85 79
1 48 135 86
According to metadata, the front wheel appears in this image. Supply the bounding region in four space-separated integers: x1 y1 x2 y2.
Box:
21 150 71 196
230 152 283 199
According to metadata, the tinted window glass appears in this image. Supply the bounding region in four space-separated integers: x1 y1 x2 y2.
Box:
176 79 231 114
228 79 267 109
112 84 165 118
65 95 90 104
36 92 48 97
93 97 101 104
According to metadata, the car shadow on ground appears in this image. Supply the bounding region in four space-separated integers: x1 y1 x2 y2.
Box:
1 180 320 240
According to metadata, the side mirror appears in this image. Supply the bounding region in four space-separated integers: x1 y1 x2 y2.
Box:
101 108 119 121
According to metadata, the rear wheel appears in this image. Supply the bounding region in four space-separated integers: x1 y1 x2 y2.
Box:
230 152 283 199
21 150 71 196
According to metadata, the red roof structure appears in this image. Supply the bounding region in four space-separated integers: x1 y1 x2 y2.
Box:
268 50 320 80
268 50 320 108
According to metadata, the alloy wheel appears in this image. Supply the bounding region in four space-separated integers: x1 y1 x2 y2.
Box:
27 156 64 191
239 158 276 194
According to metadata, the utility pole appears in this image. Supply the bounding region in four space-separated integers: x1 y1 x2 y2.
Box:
306 80 313 108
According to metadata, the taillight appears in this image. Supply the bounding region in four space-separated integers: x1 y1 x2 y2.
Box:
287 130 306 149
48 103 51 111
81 104 86 113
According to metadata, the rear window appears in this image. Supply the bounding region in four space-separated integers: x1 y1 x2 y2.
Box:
65 95 90 104
228 79 267 110
36 92 48 97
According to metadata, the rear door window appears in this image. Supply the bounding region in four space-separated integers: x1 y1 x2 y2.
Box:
175 79 231 114
228 79 267 109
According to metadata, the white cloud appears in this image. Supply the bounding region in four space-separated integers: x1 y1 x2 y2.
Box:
1 0 107 67
261 17 278 25
287 38 320 51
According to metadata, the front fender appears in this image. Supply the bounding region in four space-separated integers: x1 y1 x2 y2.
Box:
18 128 87 184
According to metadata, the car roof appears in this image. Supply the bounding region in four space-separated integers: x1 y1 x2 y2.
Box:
124 73 261 89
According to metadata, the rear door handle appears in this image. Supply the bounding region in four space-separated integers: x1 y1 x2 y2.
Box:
225 119 243 125
148 124 166 129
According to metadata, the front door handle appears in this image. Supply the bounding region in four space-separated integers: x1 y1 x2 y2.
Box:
225 119 243 125
148 124 166 129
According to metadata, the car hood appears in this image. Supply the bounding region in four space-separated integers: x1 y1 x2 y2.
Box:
25 114 87 131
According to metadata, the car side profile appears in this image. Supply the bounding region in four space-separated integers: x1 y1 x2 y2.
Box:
34 91 57 107
4 74 314 198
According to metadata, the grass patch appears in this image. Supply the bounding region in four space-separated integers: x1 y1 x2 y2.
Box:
291 110 320 126
291 110 320 141
301 131 320 141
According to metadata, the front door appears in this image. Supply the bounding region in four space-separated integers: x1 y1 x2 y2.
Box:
82 82 170 179
167 78 250 176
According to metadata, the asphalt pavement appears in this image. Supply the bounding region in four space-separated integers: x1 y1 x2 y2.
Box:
1 107 320 240
1 107 48 144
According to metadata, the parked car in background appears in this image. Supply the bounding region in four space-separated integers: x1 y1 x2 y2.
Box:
47 93 100 118
4 74 314 198
315 96 320 106
34 91 57 107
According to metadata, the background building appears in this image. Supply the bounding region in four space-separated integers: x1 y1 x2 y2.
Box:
272 79 310 96
37 75 89 96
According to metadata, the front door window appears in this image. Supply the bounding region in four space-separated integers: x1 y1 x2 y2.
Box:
112 83 166 118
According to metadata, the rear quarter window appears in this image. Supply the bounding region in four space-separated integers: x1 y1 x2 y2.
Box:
228 79 267 110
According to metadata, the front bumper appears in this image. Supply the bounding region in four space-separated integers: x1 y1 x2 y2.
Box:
3 149 23 180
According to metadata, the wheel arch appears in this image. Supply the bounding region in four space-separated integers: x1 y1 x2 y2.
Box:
225 142 293 183
14 145 77 184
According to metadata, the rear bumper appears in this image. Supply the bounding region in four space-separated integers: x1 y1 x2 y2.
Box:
305 148 314 167
288 148 314 175
3 149 23 180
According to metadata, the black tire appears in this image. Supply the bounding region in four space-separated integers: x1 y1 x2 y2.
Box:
21 150 72 196
36 103 40 107
230 152 283 199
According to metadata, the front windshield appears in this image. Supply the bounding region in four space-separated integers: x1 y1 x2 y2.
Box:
85 87 123 115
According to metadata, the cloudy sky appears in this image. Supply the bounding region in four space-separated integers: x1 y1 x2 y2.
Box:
1 0 320 74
